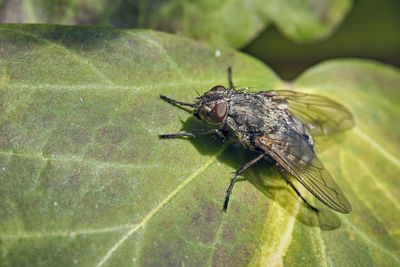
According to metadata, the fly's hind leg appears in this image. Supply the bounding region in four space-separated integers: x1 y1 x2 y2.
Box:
278 167 319 213
223 153 265 211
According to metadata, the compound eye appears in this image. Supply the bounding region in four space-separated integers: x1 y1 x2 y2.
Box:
210 85 226 93
209 102 227 123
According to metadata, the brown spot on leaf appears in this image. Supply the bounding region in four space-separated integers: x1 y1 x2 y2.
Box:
186 202 221 244
95 126 126 144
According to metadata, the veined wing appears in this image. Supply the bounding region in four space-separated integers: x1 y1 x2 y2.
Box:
255 132 352 213
262 90 355 136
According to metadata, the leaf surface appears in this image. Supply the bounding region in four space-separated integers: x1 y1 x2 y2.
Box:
0 25 399 266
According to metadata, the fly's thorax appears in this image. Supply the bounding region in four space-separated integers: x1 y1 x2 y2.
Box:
225 93 288 134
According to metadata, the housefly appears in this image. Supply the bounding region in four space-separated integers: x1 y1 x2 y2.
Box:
159 67 354 213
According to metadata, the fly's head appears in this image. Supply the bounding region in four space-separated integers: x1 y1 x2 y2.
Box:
194 85 229 126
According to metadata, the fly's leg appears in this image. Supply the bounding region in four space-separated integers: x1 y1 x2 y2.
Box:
159 129 226 139
278 167 319 213
227 66 234 90
160 95 195 107
223 153 265 211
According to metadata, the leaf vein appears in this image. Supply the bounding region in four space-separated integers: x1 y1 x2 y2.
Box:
356 158 400 212
2 80 218 93
96 143 229 267
355 128 400 169
340 151 400 223
206 215 227 266
255 197 301 266
0 150 175 171
0 224 135 239
0 26 115 85
311 226 329 267
342 217 400 264
339 152 393 228
130 32 186 80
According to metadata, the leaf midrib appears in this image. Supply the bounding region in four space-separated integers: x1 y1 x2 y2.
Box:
95 143 229 267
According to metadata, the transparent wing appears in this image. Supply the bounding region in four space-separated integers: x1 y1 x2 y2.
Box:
255 133 352 213
262 90 355 136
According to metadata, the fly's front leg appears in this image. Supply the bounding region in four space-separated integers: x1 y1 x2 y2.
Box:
278 167 319 213
160 95 195 107
159 129 225 139
223 153 266 211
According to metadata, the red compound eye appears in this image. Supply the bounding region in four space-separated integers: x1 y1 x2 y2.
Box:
210 85 226 93
209 102 227 123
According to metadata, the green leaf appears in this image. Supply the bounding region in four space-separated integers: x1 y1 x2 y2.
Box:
144 0 271 48
263 0 353 43
1 24 399 266
0 0 107 25
0 0 353 47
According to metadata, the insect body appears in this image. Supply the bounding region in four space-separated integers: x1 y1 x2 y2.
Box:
159 68 354 213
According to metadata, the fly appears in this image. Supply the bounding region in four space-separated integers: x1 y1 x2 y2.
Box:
159 67 354 213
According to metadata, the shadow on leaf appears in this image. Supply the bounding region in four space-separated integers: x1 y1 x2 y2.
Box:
177 116 341 231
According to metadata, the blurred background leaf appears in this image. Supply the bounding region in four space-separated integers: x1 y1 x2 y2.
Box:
244 0 400 79
0 0 352 48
